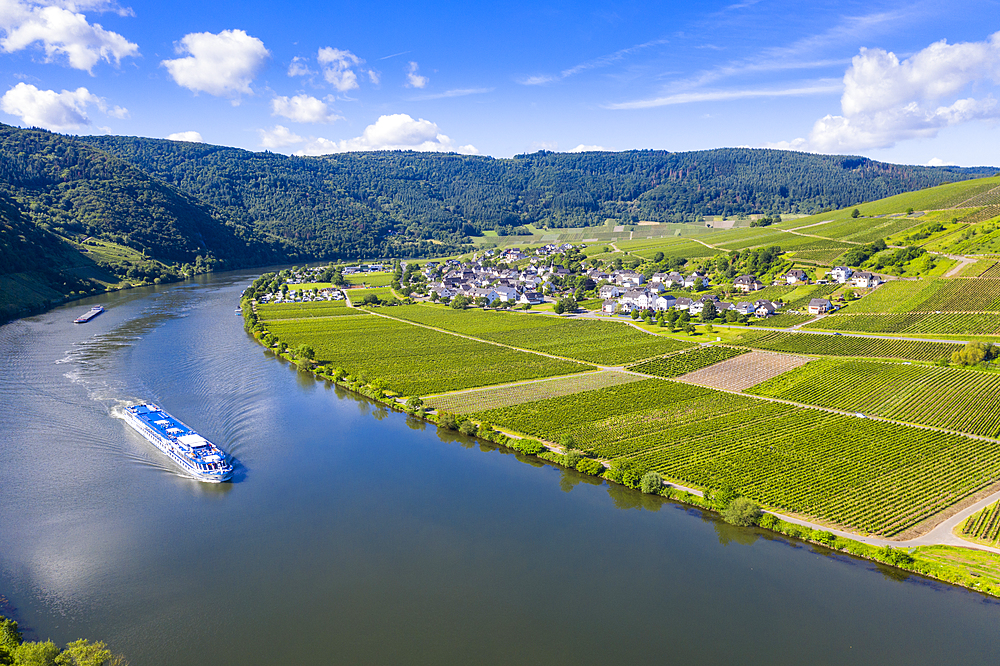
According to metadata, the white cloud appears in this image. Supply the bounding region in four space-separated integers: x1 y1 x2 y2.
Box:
162 29 269 98
926 157 956 167
166 130 202 142
410 87 493 101
293 113 477 155
405 61 428 88
569 144 609 152
367 69 380 84
778 32 1000 152
0 0 139 72
607 83 840 109
0 81 124 131
271 94 341 124
317 46 361 92
287 56 312 77
519 75 556 86
258 125 304 149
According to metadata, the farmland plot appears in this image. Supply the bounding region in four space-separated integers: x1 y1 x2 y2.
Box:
628 346 748 378
469 379 1000 535
674 350 810 391
732 330 962 361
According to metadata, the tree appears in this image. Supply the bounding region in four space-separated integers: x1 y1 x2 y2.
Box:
640 471 664 494
405 396 424 410
12 640 61 666
701 301 717 322
54 640 113 666
564 451 583 468
851 208 860 218
560 434 577 450
458 420 478 436
951 341 997 366
438 412 458 430
294 344 315 360
361 293 380 306
451 295 470 309
721 497 761 526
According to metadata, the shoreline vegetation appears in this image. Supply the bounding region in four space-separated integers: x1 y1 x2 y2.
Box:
241 292 1000 599
0 614 127 666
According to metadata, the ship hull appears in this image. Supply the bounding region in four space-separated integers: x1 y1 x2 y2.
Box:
123 405 233 482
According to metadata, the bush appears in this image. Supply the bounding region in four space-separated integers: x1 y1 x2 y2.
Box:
405 396 424 410
518 439 545 455
564 451 583 468
438 412 458 430
757 513 778 530
621 469 642 489
458 420 478 436
721 497 761 526
640 471 664 494
559 434 577 450
576 458 604 475
879 546 915 567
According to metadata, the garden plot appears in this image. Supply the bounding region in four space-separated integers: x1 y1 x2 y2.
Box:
675 351 811 391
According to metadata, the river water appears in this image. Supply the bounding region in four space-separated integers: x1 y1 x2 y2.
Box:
1 269 998 665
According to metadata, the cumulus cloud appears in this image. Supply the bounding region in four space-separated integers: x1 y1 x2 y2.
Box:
258 125 304 149
0 0 139 72
162 29 269 98
926 157 956 166
776 32 1000 152
166 130 202 142
568 144 609 152
317 47 362 91
405 61 427 88
271 94 341 124
292 113 477 155
0 81 125 131
287 56 311 77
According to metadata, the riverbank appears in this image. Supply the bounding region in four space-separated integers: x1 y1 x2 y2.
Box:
242 296 1000 599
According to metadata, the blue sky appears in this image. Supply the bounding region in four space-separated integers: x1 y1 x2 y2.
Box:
0 0 998 165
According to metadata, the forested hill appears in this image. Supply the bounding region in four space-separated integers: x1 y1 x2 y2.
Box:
81 135 996 248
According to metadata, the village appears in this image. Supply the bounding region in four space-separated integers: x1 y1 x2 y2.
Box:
253 242 886 322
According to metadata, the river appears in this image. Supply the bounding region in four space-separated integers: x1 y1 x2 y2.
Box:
1 269 998 665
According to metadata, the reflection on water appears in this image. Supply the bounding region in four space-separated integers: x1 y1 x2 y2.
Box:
2 268 1000 666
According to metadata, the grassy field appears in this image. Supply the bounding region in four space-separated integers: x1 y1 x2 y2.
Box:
346 272 395 287
747 358 1000 437
257 300 361 321
426 370 644 413
263 315 590 395
731 330 962 361
347 287 396 303
468 378 999 535
628 345 748 378
386 305 695 365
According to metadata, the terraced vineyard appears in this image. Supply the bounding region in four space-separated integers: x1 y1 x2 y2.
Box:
387 305 694 365
469 379 1000 535
747 358 1000 437
257 301 361 321
427 370 644 414
732 330 962 361
806 312 1000 335
960 500 1000 546
846 278 1000 314
263 315 589 395
629 346 748 378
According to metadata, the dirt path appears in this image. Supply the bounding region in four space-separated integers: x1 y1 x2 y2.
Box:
944 255 977 277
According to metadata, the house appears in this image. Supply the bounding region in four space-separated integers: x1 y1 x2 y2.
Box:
652 294 677 311
808 298 834 314
754 300 777 317
620 289 652 310
599 284 621 299
852 271 882 288
785 269 809 285
602 299 618 314
518 292 544 305
734 275 764 293
735 302 756 315
492 286 519 302
684 272 710 289
674 297 693 311
829 266 853 283
615 271 645 288
471 288 498 304
427 283 454 298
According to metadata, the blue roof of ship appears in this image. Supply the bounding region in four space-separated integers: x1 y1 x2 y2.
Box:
132 405 194 439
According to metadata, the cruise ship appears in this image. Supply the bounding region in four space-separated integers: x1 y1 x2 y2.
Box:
73 305 104 323
123 403 233 482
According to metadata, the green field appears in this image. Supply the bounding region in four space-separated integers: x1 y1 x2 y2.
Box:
346 272 395 286
959 500 1000 546
747 358 1000 437
628 345 748 378
731 330 961 361
426 370 644 413
468 378 999 535
348 287 396 303
257 300 360 321
263 315 590 395
386 305 695 365
806 312 1000 335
